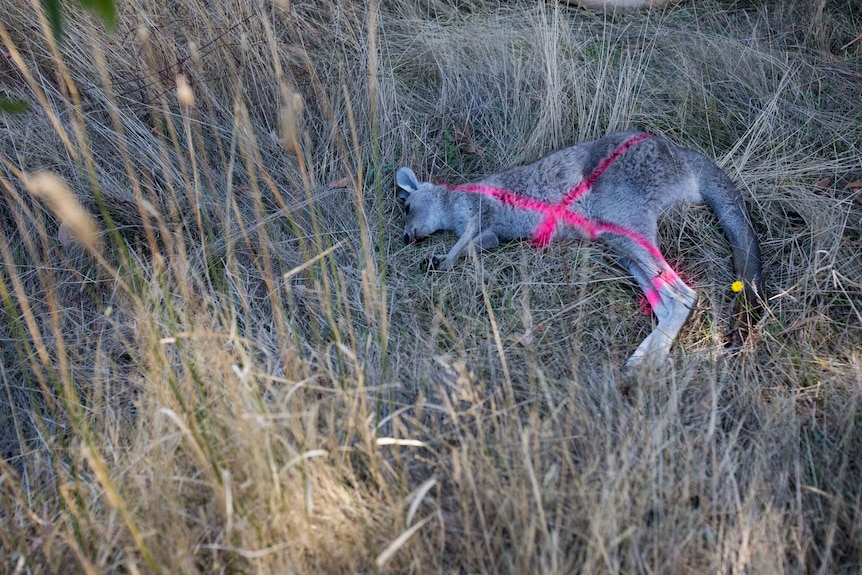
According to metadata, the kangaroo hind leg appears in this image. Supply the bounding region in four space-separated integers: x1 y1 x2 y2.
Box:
611 240 698 370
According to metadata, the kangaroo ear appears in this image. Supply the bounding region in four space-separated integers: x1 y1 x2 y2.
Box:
395 167 420 200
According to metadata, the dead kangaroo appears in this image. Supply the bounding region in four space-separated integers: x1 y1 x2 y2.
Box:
396 130 763 369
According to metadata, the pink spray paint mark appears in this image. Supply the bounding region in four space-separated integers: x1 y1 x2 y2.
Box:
447 133 687 316
640 277 672 316
646 288 662 309
639 292 659 315
651 272 676 292
453 133 656 249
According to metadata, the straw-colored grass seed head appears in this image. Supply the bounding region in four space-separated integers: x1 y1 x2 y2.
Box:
24 172 101 253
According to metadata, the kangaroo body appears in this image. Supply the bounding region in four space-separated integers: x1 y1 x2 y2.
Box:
396 130 763 369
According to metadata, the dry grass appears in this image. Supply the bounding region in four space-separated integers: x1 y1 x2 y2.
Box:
1 0 861 572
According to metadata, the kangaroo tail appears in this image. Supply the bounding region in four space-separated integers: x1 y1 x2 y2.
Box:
689 153 764 340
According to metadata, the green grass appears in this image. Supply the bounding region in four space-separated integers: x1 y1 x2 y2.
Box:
1 0 862 572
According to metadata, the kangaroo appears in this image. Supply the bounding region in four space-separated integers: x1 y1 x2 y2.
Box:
396 130 763 369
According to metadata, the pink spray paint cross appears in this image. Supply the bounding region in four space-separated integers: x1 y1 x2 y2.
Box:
451 133 681 313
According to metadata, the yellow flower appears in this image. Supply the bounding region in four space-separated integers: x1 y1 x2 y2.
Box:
731 281 744 293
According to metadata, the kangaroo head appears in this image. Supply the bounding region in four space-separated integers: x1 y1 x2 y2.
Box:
396 167 450 244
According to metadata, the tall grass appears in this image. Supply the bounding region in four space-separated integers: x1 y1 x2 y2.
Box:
1 0 861 572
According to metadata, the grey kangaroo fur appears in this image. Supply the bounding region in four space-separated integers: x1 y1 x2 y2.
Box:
396 129 763 369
